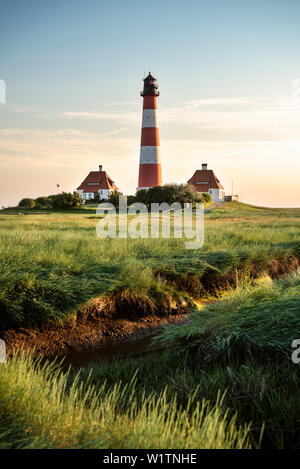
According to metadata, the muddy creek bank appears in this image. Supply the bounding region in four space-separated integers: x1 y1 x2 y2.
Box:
3 313 188 368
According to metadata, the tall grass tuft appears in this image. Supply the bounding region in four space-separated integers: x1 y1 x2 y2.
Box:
154 272 300 364
0 351 251 449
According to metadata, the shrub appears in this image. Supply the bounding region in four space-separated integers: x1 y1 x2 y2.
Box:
52 192 82 209
202 192 212 203
135 183 204 206
93 193 101 203
18 198 35 209
84 193 105 204
35 196 51 208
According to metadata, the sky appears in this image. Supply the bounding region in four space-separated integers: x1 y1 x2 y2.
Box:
0 0 300 207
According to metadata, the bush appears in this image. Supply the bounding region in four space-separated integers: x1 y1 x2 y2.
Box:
35 196 51 208
93 193 101 203
84 193 104 204
18 198 35 209
47 194 58 202
135 184 205 206
52 192 82 209
202 192 212 203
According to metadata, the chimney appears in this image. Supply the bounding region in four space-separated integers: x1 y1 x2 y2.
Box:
99 165 103 172
202 163 208 170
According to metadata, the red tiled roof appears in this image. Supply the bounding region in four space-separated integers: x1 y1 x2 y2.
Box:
77 171 119 193
187 169 224 192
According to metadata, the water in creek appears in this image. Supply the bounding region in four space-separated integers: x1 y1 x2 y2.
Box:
60 333 162 370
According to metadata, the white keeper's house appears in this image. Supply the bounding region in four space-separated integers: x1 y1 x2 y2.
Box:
187 163 225 202
76 165 119 201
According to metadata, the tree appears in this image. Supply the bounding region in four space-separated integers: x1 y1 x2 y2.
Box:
18 198 36 209
127 195 137 206
52 192 82 209
108 190 123 208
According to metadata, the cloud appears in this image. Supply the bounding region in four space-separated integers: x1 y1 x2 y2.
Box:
55 95 300 142
60 110 139 124
158 96 300 141
4 94 300 142
0 128 92 137
182 97 270 108
0 128 137 169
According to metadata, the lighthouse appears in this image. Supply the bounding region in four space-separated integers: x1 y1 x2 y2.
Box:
137 73 162 190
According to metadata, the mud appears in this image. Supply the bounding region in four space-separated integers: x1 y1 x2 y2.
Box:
3 311 188 364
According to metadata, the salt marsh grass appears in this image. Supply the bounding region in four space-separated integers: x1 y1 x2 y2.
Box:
0 351 251 449
1 203 300 448
0 203 299 329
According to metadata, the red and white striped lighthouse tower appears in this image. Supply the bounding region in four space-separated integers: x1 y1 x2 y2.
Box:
137 73 162 190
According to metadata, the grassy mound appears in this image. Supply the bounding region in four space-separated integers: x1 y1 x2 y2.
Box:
155 272 300 363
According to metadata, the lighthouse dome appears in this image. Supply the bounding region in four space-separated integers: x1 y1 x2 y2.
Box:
141 72 159 96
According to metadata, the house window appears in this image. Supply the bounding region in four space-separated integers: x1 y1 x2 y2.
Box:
87 182 99 186
196 181 208 184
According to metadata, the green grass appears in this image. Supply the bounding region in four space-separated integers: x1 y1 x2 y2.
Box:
206 201 300 219
0 352 251 449
0 203 299 329
1 203 300 449
76 273 300 448
85 355 300 448
154 272 300 363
